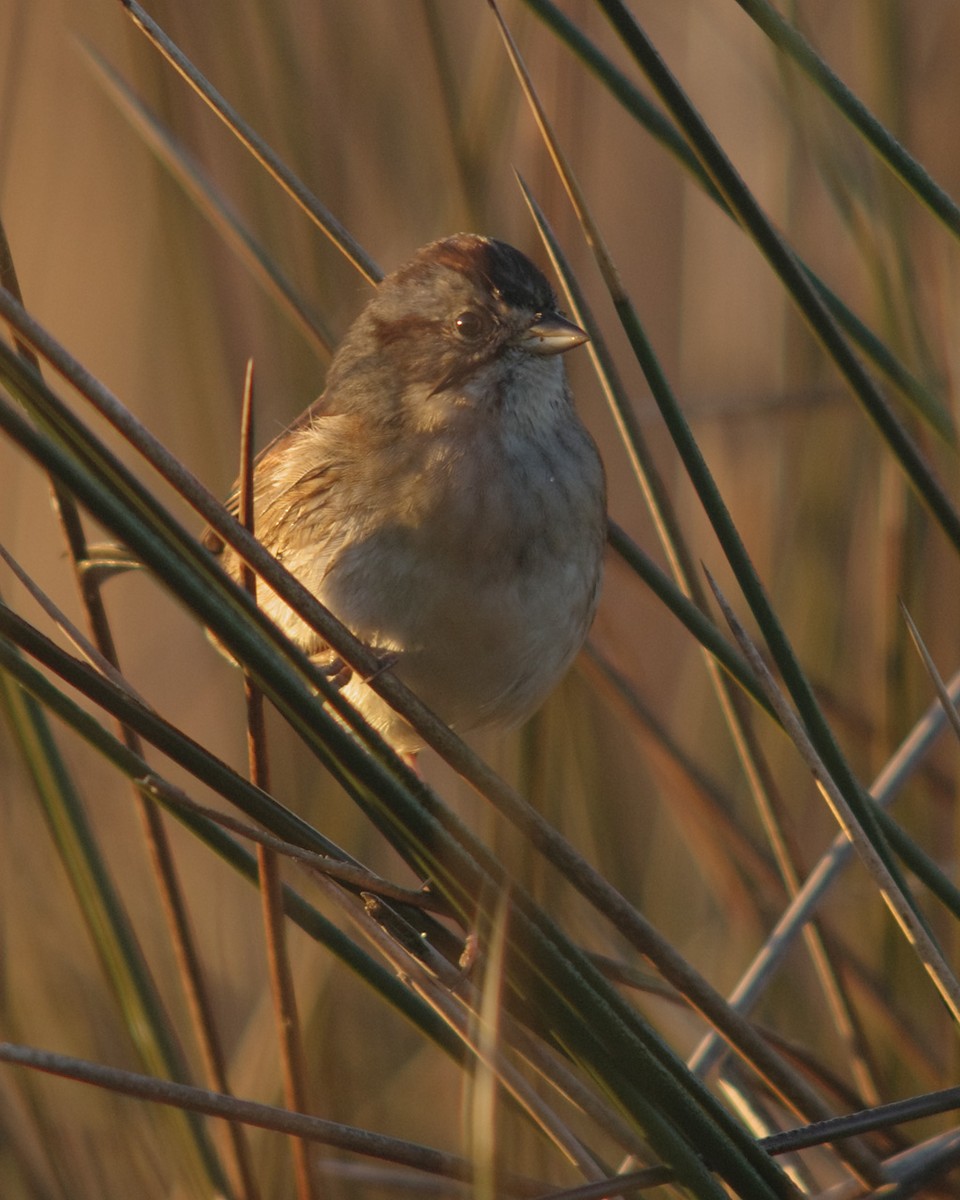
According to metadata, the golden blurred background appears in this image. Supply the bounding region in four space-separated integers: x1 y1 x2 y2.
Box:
2 1 960 1195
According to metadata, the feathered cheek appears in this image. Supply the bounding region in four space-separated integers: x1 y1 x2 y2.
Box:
426 348 491 399
372 316 460 388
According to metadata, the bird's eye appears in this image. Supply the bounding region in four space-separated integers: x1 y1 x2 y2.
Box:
454 310 489 341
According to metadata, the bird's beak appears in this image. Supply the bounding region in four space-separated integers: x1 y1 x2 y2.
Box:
515 312 589 356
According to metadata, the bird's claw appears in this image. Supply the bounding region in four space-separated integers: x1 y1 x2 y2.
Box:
309 648 353 691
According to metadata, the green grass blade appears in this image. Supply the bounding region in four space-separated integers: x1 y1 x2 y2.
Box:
0 624 465 1061
733 0 960 238
521 0 955 446
0 639 232 1198
594 0 960 550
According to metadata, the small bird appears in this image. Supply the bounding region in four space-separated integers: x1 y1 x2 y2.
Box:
206 234 606 752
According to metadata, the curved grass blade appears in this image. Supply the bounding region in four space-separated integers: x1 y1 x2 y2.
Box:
80 42 335 355
705 567 960 1025
594 0 960 551
520 0 954 445
690 665 960 1076
733 0 960 239
606 521 774 719
118 0 382 285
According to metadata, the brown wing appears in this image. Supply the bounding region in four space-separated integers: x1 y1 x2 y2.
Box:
201 391 329 555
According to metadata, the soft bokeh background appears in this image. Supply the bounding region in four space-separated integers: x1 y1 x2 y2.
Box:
2 1 960 1196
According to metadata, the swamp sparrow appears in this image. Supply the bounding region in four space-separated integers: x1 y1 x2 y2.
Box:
206 234 606 752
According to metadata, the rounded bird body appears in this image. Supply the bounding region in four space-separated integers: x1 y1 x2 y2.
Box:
208 234 606 752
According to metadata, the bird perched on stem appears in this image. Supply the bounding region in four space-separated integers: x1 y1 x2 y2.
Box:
206 234 606 753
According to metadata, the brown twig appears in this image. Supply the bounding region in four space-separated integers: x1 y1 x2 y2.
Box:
238 361 316 1200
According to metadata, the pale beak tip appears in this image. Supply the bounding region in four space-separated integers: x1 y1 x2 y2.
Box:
518 312 589 356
